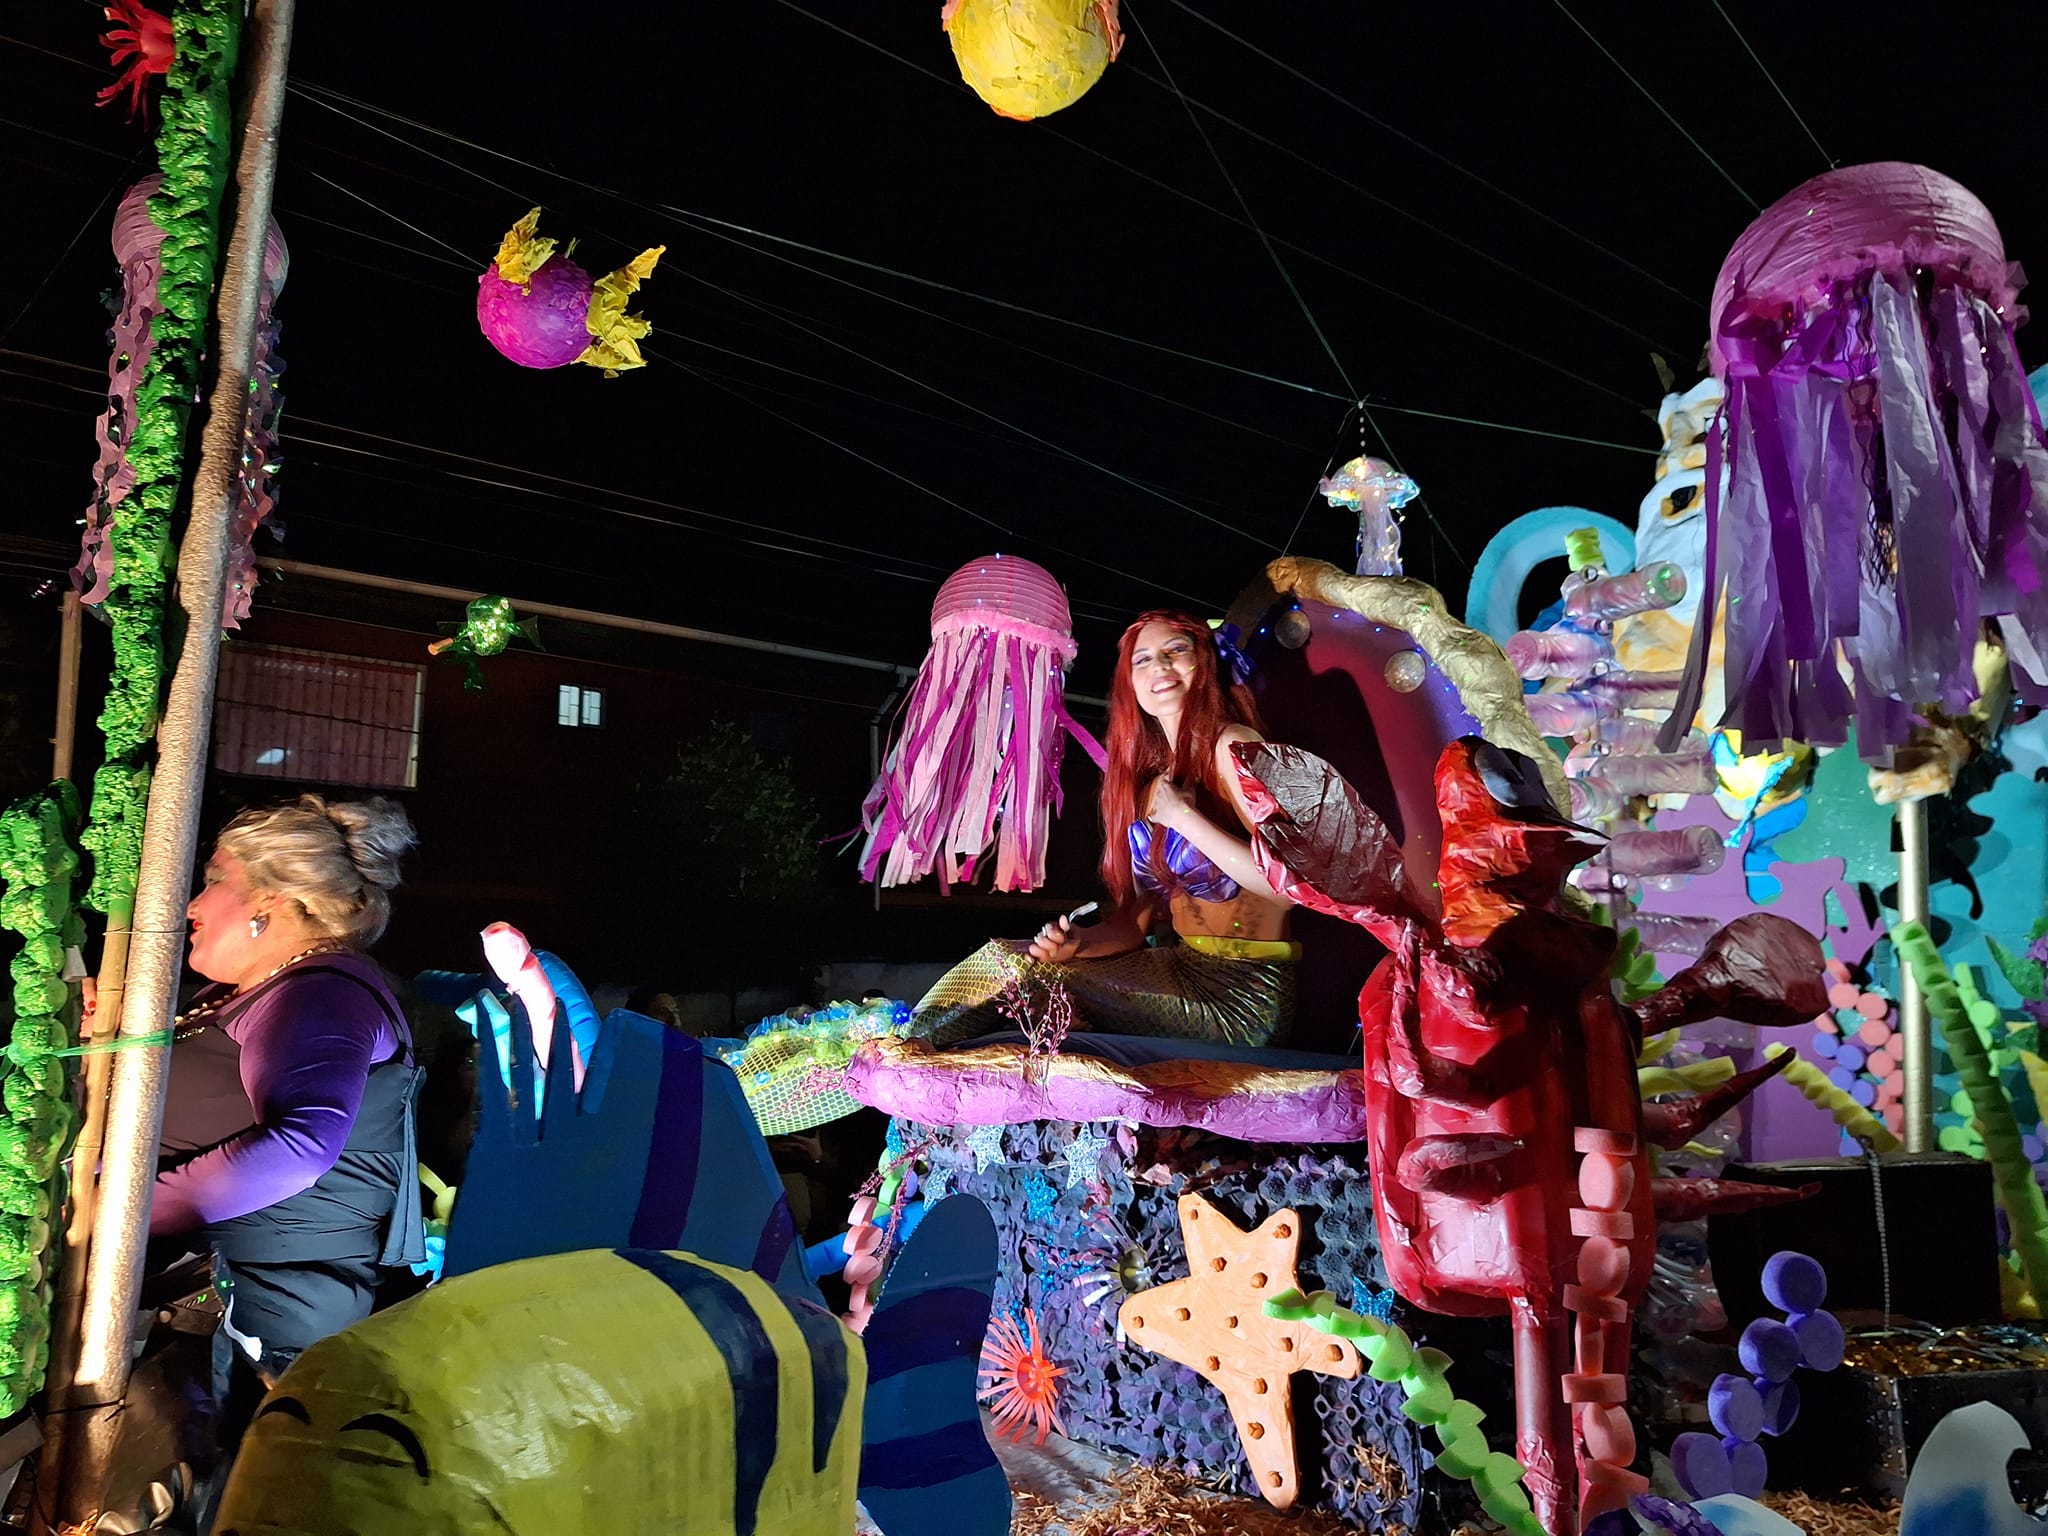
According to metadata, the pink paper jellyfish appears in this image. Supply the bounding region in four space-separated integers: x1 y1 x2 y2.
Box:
860 555 1106 893
1680 162 2048 756
475 209 665 376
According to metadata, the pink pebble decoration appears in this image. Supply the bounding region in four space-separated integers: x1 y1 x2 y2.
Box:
1583 1402 1635 1464
1578 1152 1635 1211
1578 1234 1630 1293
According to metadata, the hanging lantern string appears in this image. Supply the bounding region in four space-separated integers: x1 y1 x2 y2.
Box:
663 356 1222 609
1148 0 1696 304
1705 0 1835 171
1116 59 1689 358
1550 0 1760 211
1123 1 1356 403
287 51 1646 414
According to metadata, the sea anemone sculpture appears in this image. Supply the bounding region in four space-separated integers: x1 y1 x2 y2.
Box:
978 1307 1069 1445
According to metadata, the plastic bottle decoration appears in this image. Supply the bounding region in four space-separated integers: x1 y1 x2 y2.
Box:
427 596 538 690
76 176 171 610
476 209 665 376
75 176 284 627
1318 454 1419 578
1679 162 2048 756
95 0 173 119
942 0 1123 121
860 555 1105 893
224 213 289 628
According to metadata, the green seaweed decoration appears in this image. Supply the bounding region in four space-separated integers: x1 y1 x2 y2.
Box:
1264 1287 1546 1536
0 787 86 1415
1894 921 2048 1315
77 0 241 916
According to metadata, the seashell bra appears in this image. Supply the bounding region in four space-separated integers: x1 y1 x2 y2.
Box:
1128 821 1240 904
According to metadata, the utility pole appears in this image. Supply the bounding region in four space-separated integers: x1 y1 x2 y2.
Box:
40 1 298 1524
51 590 81 783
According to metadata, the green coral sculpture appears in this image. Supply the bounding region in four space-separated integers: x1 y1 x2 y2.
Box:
0 787 85 1414
1264 1286 1545 1536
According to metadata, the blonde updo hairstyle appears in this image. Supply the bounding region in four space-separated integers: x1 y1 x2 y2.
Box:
215 795 417 948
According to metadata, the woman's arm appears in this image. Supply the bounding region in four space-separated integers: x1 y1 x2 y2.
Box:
1144 728 1283 902
151 975 391 1236
1027 901 1151 963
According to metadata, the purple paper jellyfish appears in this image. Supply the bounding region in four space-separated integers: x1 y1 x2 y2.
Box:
1676 162 2048 757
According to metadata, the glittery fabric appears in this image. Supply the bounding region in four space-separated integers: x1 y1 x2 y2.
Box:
911 937 1296 1049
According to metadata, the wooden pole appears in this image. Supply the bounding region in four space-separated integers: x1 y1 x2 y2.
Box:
44 2 297 1523
51 590 82 783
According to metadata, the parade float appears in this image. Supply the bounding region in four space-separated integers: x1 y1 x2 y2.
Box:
8 3 2048 1532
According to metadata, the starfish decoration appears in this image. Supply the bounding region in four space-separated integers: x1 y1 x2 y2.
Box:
1063 1126 1109 1190
1117 1194 1361 1509
921 1158 953 1205
966 1123 1007 1176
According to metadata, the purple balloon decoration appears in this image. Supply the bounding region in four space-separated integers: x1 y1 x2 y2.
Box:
1708 1373 1765 1441
1827 1066 1859 1091
1849 1079 1878 1107
477 255 597 369
1727 1438 1768 1499
1761 1251 1828 1313
1792 1308 1846 1371
1836 1042 1868 1072
1739 1318 1803 1384
1759 1378 1802 1436
1811 1030 1842 1059
1672 1430 1735 1499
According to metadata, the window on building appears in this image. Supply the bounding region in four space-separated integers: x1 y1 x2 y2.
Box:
557 684 605 728
212 645 423 789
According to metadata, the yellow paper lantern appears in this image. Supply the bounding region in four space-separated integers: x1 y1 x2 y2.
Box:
943 0 1123 121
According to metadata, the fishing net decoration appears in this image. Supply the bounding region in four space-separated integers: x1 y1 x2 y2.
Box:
860 555 1106 894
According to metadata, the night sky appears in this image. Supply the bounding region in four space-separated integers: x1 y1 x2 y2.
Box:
5 0 2046 694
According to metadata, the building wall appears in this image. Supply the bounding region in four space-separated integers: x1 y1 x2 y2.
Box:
203 598 1105 1005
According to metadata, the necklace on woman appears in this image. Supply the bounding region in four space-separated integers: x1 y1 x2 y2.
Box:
173 940 348 1040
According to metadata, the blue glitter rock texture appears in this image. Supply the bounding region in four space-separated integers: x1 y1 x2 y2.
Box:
895 1118 1434 1529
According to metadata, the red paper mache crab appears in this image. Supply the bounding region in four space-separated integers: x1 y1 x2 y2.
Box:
1233 736 1828 1536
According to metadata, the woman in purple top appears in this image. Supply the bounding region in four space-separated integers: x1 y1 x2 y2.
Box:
154 794 423 1418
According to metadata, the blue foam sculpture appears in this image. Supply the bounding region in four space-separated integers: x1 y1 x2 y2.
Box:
858 1195 1013 1536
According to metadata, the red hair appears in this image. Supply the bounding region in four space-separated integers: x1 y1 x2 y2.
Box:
1098 611 1265 912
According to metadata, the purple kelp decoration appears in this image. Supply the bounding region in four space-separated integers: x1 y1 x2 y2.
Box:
77 176 287 627
76 177 167 606
1671 163 2048 758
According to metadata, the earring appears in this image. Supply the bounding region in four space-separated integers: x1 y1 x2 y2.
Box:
249 913 269 939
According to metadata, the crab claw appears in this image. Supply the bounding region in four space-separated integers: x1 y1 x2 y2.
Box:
1635 914 1828 1033
1640 1050 1799 1150
1651 1176 1819 1223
